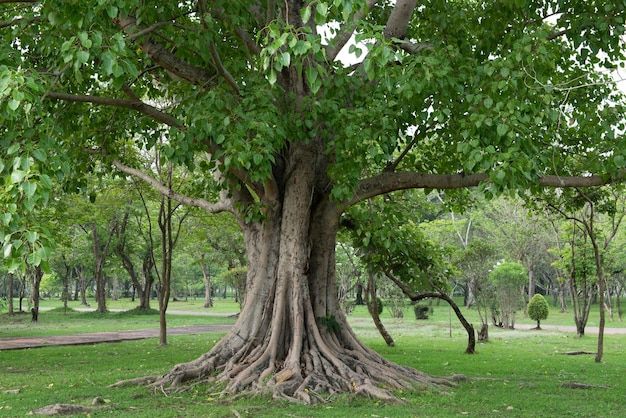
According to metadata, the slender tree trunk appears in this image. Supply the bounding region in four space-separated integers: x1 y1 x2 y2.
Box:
527 269 535 300
201 255 213 308
591 239 606 363
617 284 623 321
7 273 14 315
365 271 394 347
31 267 43 322
354 280 364 305
73 278 79 301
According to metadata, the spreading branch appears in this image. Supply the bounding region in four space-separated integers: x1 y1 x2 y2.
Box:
112 160 232 214
45 92 183 128
383 0 418 39
344 170 626 210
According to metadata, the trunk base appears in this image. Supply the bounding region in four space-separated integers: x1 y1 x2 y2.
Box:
112 323 462 403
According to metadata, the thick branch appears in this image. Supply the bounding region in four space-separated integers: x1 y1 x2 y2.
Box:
326 0 377 61
383 0 418 39
344 170 626 210
46 92 183 128
117 16 217 87
113 160 232 214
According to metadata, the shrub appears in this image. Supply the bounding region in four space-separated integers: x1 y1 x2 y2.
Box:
414 304 430 320
527 294 549 329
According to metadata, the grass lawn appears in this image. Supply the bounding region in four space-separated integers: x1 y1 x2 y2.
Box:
1 311 625 417
0 309 235 338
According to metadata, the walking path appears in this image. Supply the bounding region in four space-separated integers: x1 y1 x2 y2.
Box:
514 323 626 335
38 307 239 317
0 324 233 351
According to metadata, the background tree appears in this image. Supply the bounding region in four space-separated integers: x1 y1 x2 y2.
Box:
488 261 527 329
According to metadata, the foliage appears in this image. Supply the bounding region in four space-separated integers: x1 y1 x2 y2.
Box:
527 294 549 324
488 261 527 327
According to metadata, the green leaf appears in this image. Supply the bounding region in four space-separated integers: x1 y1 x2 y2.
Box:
7 99 20 111
7 144 20 155
78 32 92 49
32 149 46 162
280 52 291 68
25 231 38 244
497 123 508 137
107 6 118 18
10 170 26 184
301 6 311 23
3 243 12 258
484 97 494 109
22 181 37 198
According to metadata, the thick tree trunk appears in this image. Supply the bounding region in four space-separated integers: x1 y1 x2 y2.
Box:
527 269 535 300
7 273 14 315
133 146 455 402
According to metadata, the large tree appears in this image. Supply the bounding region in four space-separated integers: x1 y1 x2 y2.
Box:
2 0 625 402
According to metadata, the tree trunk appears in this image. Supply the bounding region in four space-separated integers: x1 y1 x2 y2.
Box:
617 285 623 321
7 274 14 315
365 271 394 347
31 267 43 321
73 278 79 301
201 256 213 308
142 146 452 403
590 238 605 363
477 323 488 342
354 280 364 305
527 269 535 300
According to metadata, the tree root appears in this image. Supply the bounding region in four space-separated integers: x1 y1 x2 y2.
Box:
109 375 159 388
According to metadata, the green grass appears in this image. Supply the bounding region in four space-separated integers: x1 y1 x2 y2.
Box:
0 309 235 338
0 322 624 417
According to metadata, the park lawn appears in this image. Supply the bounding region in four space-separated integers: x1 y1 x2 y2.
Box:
1 322 625 417
32 297 242 315
0 309 235 338
348 298 626 329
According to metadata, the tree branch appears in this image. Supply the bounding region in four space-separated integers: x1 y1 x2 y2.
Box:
116 16 217 87
326 0 377 61
45 91 183 128
343 169 626 210
383 0 418 39
112 160 232 214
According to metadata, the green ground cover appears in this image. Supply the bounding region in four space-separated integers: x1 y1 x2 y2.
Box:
1 323 623 417
0 309 235 338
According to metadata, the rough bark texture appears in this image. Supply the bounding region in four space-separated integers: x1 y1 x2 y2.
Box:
114 142 458 403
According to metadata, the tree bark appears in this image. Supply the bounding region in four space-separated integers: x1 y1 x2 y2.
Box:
365 271 394 347
201 255 213 308
128 143 456 403
7 273 14 315
31 266 43 321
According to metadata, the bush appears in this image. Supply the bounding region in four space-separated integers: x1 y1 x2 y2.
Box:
527 294 549 329
414 304 430 320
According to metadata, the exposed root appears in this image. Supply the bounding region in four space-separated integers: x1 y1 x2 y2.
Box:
109 375 158 388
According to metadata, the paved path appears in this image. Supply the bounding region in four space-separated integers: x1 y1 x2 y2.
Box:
38 307 239 317
0 324 233 351
514 323 626 335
